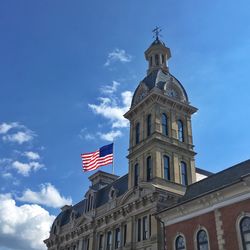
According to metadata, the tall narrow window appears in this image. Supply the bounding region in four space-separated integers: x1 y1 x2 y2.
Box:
147 156 152 181
155 54 159 66
143 216 148 240
177 120 184 142
240 217 250 249
175 235 186 250
162 113 168 136
197 230 209 250
115 228 121 249
147 114 152 136
149 215 152 237
164 155 170 181
123 224 127 246
180 162 188 185
137 218 141 242
135 122 140 144
107 231 112 250
99 235 104 250
161 54 165 64
87 194 91 211
150 56 153 67
134 163 139 187
86 238 89 250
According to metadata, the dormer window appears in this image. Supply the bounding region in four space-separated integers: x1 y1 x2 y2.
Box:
85 192 95 212
109 187 118 200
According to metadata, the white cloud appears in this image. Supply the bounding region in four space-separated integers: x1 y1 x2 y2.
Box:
104 48 132 66
0 193 55 250
88 90 133 128
24 151 40 160
17 183 72 208
0 122 19 134
98 130 122 142
12 161 44 176
101 81 120 94
3 131 35 144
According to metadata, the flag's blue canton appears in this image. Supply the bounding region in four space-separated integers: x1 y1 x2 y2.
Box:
100 143 113 157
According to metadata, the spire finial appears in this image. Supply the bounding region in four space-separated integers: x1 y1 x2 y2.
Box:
152 26 162 40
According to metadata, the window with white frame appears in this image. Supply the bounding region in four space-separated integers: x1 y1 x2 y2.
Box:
197 229 209 250
175 235 186 250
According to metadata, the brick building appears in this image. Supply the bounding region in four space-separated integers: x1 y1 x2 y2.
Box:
157 160 250 250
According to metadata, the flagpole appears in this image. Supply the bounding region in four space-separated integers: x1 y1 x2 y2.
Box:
112 140 115 175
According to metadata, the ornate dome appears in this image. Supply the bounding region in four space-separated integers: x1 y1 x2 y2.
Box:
131 69 188 107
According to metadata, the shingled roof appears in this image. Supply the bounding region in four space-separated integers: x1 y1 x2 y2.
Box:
53 174 128 227
181 159 250 203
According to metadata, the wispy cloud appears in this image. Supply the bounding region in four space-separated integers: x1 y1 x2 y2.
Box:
0 193 55 250
101 81 120 94
0 122 36 145
104 48 132 66
98 130 122 142
0 122 20 134
85 81 132 142
3 131 35 144
17 183 72 208
12 161 44 176
24 151 40 160
88 91 132 128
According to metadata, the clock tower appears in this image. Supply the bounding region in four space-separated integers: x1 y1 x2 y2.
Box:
124 35 198 192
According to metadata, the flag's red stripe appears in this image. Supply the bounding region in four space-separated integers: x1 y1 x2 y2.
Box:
82 156 113 171
83 156 113 170
83 159 113 172
82 154 112 166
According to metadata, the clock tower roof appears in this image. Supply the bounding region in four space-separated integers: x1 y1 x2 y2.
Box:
131 68 189 108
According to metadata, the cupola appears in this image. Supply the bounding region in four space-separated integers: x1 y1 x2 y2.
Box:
144 27 171 75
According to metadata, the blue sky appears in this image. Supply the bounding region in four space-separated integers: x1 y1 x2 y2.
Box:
0 0 250 249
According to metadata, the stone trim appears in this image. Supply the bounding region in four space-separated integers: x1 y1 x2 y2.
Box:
214 209 225 250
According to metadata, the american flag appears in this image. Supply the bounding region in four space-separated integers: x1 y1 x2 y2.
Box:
81 143 113 172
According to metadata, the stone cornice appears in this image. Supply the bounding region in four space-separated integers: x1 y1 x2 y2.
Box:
124 89 197 120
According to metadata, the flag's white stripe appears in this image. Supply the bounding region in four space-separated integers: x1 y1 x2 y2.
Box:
83 159 113 172
83 156 113 170
82 154 113 166
81 151 99 158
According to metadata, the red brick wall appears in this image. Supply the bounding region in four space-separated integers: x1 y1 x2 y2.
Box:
164 198 250 250
165 211 219 250
220 198 250 250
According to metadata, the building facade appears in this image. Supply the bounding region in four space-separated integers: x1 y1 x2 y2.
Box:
44 36 250 250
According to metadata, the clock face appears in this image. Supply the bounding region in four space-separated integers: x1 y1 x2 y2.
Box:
166 89 177 98
135 90 148 104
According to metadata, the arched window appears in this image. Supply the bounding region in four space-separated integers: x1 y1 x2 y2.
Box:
155 54 159 66
175 235 186 250
180 162 188 185
135 122 140 144
147 156 152 181
147 114 152 136
162 113 168 136
240 217 250 249
197 230 209 250
177 120 184 142
134 163 139 187
163 155 170 181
